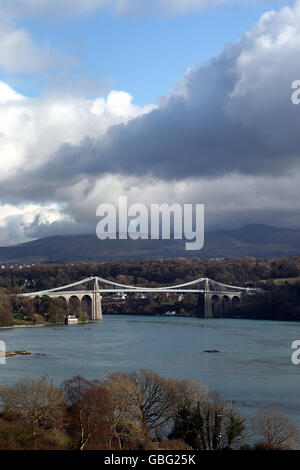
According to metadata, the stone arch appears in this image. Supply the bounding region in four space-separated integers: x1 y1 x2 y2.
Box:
57 295 68 306
56 296 69 316
82 295 93 320
211 294 221 316
69 295 82 317
222 295 231 314
232 296 241 307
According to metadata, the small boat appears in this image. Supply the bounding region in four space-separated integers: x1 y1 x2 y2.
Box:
164 311 176 316
65 315 78 325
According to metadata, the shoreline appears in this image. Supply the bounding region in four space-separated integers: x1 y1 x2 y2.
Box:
0 320 91 330
0 314 298 330
0 323 46 330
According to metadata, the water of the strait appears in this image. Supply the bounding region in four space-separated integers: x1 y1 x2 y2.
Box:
1 315 300 428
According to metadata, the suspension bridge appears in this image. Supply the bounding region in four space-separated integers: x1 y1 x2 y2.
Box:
18 276 256 320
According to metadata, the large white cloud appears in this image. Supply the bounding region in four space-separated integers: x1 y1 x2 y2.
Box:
0 203 70 244
0 85 154 242
0 82 154 182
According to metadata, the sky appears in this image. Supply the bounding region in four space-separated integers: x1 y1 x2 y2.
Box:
0 0 299 244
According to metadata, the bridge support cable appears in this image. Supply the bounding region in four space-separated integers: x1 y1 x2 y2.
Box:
18 276 96 297
95 276 208 291
18 275 256 299
206 278 256 292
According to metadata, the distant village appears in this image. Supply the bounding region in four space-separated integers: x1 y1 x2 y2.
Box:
110 291 185 303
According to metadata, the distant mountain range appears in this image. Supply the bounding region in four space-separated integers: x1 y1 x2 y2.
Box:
0 224 299 264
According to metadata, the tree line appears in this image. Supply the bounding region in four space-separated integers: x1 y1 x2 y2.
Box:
230 282 300 322
0 370 298 450
0 256 299 292
0 293 78 327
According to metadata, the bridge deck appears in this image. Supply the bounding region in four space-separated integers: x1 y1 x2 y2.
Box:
19 289 243 296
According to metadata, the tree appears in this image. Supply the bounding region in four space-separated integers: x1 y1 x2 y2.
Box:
106 369 209 445
103 372 146 449
0 416 35 449
223 406 246 449
106 369 179 441
181 294 198 313
0 377 65 446
252 408 299 450
169 393 246 450
170 378 209 415
63 376 114 450
0 291 14 326
158 439 192 450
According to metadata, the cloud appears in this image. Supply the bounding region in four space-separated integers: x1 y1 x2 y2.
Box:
113 0 292 16
0 1 108 19
0 1 300 243
0 0 293 18
57 172 300 231
0 81 154 186
1 170 299 244
15 0 299 185
0 203 71 244
0 26 73 73
0 1 292 75
0 3 76 75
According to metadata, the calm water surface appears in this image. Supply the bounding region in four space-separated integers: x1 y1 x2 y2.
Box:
1 316 300 426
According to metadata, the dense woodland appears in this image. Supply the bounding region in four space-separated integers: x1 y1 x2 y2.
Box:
0 370 298 450
1 256 300 290
0 256 300 326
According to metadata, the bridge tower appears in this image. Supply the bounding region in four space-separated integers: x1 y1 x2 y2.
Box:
204 278 213 319
92 277 103 320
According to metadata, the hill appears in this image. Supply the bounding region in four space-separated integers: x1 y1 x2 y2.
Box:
0 224 299 264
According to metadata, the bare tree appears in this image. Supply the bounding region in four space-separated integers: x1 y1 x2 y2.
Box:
64 376 114 450
252 408 299 450
103 372 147 449
0 417 34 450
169 378 209 415
106 369 209 445
106 370 174 440
0 377 65 445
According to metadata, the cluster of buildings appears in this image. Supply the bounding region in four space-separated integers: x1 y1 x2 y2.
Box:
109 292 184 302
1 264 35 270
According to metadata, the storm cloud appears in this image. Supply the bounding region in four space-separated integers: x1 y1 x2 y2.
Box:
48 4 300 181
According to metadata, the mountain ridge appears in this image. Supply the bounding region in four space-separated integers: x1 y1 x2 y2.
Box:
0 224 299 264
